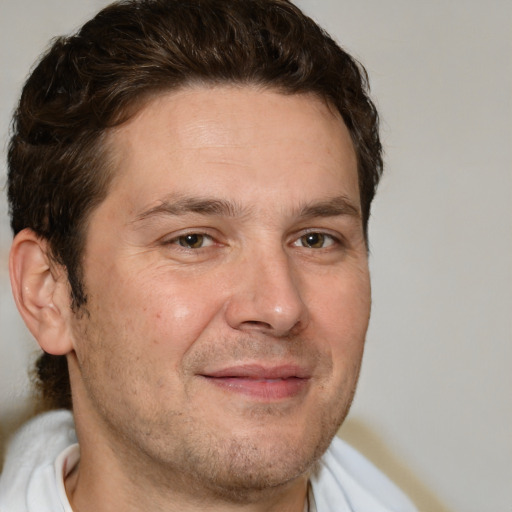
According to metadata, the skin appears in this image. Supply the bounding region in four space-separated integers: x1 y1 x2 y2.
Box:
20 86 372 511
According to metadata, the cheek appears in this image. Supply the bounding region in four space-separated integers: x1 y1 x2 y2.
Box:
98 266 226 358
312 264 371 329
309 267 371 369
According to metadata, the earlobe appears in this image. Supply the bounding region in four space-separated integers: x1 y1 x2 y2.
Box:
9 228 74 355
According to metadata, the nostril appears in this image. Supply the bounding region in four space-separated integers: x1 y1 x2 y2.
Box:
242 320 272 329
223 277 308 337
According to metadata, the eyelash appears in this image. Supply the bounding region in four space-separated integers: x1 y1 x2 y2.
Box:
164 230 343 251
292 232 339 249
166 232 216 249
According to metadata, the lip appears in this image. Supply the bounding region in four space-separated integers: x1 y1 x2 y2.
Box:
199 364 311 401
204 364 311 380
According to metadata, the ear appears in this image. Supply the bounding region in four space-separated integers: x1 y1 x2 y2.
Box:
9 228 74 355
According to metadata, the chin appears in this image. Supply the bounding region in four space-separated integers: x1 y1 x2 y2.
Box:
194 439 315 503
178 419 335 503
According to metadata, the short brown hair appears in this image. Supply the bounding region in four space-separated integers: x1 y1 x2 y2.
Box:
8 0 382 410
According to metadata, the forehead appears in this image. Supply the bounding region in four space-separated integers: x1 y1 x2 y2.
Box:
103 85 359 214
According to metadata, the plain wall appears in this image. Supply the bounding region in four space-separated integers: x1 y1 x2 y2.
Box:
1 2 511 511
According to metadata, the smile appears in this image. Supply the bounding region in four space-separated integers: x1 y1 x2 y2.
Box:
200 365 311 401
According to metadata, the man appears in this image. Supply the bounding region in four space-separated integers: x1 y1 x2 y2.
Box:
0 1 417 510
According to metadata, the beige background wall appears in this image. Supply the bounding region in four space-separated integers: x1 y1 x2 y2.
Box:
1 1 511 511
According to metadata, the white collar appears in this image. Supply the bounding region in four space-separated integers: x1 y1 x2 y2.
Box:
54 443 79 512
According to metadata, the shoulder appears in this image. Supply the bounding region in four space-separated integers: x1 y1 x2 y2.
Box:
0 410 76 512
311 436 419 512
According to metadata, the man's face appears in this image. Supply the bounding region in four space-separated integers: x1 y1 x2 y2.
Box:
67 86 371 499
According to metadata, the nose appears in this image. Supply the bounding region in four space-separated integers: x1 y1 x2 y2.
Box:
224 249 309 337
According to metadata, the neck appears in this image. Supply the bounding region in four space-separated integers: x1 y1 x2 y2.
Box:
65 456 309 512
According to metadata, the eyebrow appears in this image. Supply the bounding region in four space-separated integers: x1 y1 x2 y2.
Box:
133 194 360 223
133 195 249 222
296 196 360 220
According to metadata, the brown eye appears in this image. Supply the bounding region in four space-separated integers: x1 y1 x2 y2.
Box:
177 234 209 249
301 233 325 248
296 232 338 249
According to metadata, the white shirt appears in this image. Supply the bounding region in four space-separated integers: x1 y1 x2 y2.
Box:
0 411 418 511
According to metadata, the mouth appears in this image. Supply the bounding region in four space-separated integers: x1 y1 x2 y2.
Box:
199 364 311 401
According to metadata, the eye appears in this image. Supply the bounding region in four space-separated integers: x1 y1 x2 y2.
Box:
294 232 336 249
174 233 214 249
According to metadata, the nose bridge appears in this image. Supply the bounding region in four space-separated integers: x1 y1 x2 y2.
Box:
225 240 308 336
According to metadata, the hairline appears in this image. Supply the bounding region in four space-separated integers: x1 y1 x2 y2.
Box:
74 82 366 279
